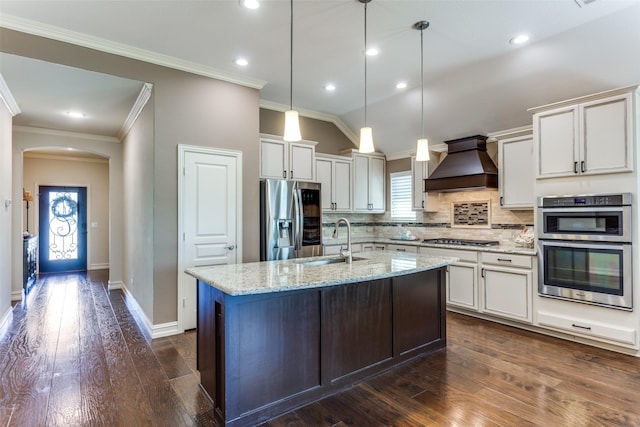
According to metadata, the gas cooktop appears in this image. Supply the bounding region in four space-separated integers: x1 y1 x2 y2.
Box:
422 238 500 247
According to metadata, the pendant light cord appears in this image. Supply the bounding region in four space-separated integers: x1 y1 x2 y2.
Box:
420 25 424 138
363 0 368 127
289 0 294 111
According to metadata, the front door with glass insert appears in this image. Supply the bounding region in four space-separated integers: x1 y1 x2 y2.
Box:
39 186 87 273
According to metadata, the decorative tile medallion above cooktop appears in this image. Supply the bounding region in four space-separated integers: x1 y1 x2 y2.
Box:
451 201 490 228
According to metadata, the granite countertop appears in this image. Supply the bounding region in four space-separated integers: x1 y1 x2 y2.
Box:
324 237 537 256
186 251 458 296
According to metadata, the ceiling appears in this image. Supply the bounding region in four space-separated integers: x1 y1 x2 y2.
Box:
1 0 640 156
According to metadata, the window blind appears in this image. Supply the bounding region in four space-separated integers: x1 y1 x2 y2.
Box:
390 171 415 220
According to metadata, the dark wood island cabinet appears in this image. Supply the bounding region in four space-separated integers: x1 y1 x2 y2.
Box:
189 252 454 426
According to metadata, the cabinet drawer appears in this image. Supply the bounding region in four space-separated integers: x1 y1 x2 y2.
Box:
386 244 418 253
481 252 532 269
538 311 637 347
423 248 477 263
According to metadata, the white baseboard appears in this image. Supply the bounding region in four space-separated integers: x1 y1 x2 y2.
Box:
0 306 13 337
90 263 110 270
107 280 123 291
11 290 22 301
119 284 179 339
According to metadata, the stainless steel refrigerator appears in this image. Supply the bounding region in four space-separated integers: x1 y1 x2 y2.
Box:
260 179 323 261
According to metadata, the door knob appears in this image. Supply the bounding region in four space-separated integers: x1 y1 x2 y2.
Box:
227 245 235 250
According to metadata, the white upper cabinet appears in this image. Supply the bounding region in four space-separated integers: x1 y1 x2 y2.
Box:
341 150 386 213
260 136 316 181
315 154 353 212
411 156 439 212
490 127 534 209
532 87 636 179
351 152 385 213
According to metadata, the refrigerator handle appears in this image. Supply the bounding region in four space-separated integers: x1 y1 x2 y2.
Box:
293 184 303 255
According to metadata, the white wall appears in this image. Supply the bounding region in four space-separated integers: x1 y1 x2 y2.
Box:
12 127 124 296
23 152 110 270
0 98 13 323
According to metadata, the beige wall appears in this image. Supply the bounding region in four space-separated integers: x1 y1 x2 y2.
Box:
11 129 124 298
1 28 259 325
23 153 110 270
122 95 155 320
0 100 12 319
260 108 355 155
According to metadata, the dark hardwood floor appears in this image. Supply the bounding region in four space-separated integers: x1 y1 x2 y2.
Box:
2 271 640 426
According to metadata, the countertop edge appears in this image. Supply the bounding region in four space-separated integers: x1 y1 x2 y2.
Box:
187 254 458 297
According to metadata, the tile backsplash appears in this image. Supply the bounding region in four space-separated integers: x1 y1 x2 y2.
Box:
323 190 534 244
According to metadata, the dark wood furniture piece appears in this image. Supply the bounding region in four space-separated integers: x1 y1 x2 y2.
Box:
197 267 446 426
23 235 38 294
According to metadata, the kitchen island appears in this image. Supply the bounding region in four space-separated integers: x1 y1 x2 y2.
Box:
186 251 457 427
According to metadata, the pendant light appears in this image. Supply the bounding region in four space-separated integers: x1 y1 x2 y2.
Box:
358 0 375 153
414 20 430 161
283 0 302 142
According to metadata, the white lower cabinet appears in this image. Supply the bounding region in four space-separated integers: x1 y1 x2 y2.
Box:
423 248 479 311
481 252 533 323
537 311 637 348
362 243 386 252
386 244 418 253
324 243 362 255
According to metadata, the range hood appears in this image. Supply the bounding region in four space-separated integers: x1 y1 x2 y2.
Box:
424 135 498 192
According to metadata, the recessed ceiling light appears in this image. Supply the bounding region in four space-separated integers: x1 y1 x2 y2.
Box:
241 0 259 9
396 82 407 89
324 84 336 92
509 34 529 45
66 111 85 118
365 47 379 56
234 57 249 66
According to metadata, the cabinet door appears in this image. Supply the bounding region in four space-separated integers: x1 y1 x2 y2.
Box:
499 136 533 209
482 266 532 323
411 156 439 212
535 107 578 179
353 155 370 212
411 156 426 211
315 158 334 211
261 139 287 179
446 262 478 310
369 156 385 212
581 94 632 175
289 143 315 181
333 160 352 212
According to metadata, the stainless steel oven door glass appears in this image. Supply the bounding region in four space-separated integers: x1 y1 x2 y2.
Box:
538 240 632 310
537 194 632 243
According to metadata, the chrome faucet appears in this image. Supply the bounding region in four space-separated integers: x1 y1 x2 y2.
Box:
333 217 352 263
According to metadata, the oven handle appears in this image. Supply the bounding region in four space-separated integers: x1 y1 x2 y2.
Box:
538 239 630 250
537 206 630 213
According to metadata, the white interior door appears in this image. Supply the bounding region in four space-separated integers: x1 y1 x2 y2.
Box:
179 146 242 331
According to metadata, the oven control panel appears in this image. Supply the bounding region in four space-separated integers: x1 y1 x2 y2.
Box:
538 193 631 208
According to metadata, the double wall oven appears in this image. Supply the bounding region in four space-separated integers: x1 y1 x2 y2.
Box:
537 193 633 310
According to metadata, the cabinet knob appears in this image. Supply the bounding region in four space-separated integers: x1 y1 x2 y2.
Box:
499 196 504 206
227 245 236 250
580 161 586 173
283 170 287 179
290 170 293 179
573 162 578 174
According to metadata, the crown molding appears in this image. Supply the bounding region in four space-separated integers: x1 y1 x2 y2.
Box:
260 100 358 146
23 151 109 164
0 15 267 90
119 82 153 140
13 125 120 143
385 149 417 161
0 72 21 116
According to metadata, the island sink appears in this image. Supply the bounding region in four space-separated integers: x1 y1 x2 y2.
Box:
293 255 366 266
